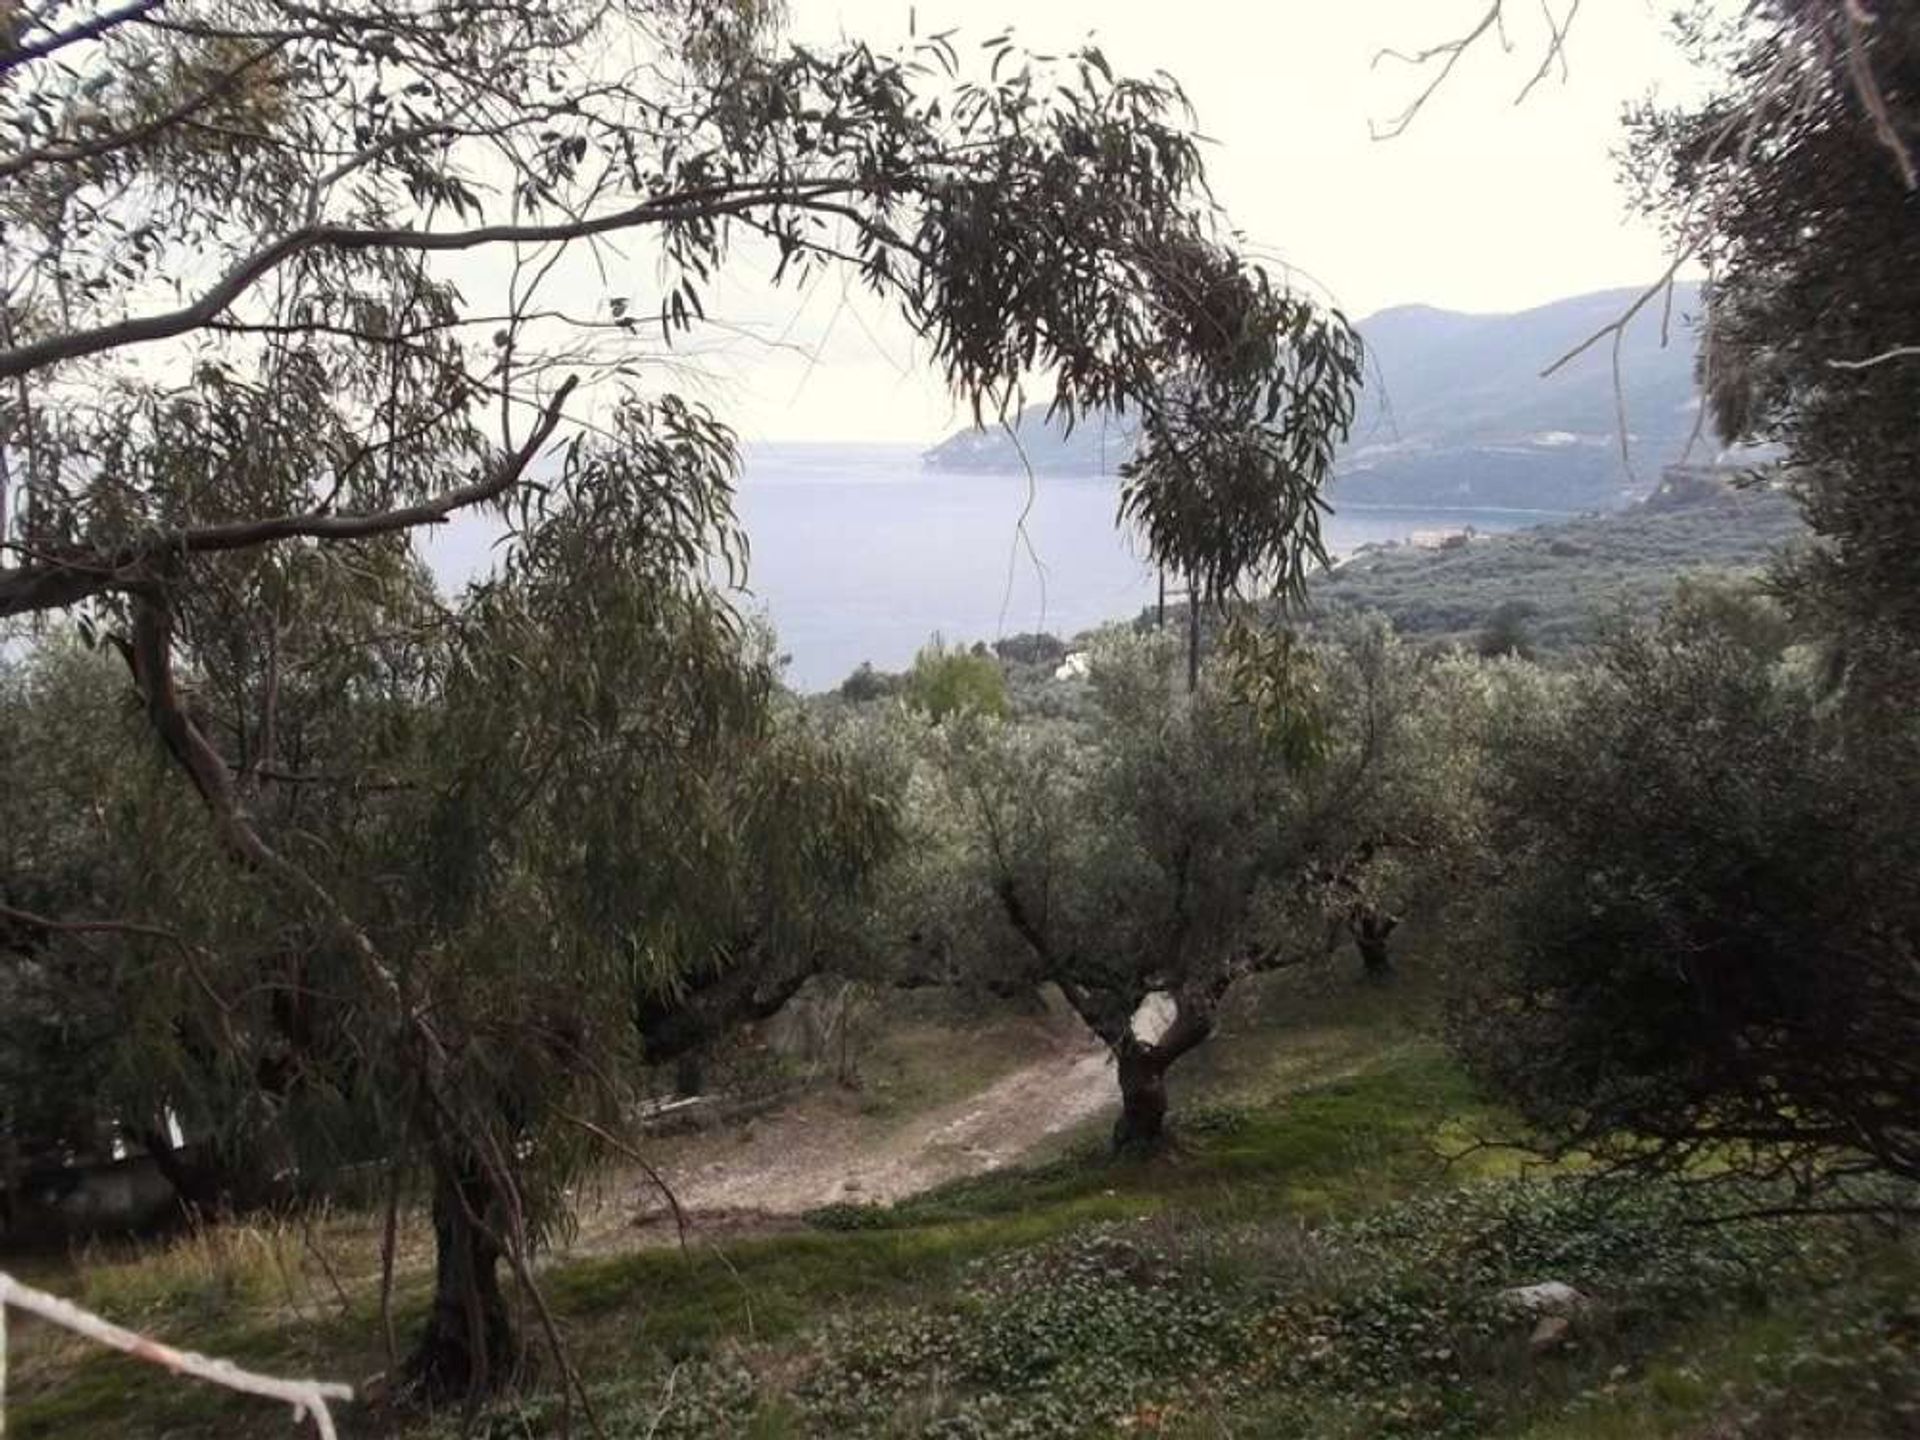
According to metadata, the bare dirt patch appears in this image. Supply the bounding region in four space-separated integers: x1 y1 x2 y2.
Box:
563 1003 1113 1255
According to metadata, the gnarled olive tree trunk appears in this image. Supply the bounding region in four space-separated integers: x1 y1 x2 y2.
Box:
1099 988 1221 1155
1351 909 1398 983
1112 1040 1174 1152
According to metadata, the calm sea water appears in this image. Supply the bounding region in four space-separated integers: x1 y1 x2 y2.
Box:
426 442 1564 694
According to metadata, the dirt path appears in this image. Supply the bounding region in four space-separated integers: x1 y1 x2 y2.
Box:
565 1018 1114 1254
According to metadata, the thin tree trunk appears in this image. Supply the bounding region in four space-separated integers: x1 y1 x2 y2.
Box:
673 1052 705 1099
139 1124 290 1221
138 1127 222 1220
404 1154 514 1398
1186 574 1201 693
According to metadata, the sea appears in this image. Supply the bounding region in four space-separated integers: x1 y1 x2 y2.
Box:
425 442 1567 694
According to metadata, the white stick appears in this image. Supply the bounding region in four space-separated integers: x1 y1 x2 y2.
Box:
0 1272 350 1439
1828 344 1920 371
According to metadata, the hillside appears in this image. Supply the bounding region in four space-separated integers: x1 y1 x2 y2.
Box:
1308 479 1805 652
924 284 1707 511
822 478 1809 705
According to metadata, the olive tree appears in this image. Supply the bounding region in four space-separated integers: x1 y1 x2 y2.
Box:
1437 0 1920 1216
0 0 1361 1398
923 621 1431 1152
1450 589 1920 1210
1630 0 1920 658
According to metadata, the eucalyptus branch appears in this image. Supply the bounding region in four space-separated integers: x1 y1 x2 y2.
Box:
0 376 575 618
0 183 870 380
1370 2 1513 141
0 901 239 1031
0 40 289 181
0 901 198 951
0 0 161 70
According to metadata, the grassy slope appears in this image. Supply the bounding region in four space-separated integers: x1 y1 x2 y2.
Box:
8 965 1916 1439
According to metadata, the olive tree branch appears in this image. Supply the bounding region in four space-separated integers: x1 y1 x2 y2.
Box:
1828 343 1920 369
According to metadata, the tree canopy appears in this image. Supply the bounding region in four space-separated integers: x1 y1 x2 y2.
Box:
1451 589 1920 1209
913 622 1439 1150
1634 0 1919 654
1441 0 1920 1219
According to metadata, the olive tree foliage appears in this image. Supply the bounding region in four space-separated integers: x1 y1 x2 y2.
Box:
0 0 1362 1400
908 621 1440 1152
1449 587 1920 1211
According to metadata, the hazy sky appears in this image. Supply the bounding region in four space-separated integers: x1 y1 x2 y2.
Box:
680 1 1704 444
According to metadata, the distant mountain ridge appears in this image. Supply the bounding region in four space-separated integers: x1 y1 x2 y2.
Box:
922 284 1708 512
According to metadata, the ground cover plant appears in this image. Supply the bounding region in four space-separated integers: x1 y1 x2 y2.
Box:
6 973 1916 1439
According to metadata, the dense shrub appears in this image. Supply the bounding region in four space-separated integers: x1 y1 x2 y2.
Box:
838 661 902 704
1450 588 1920 1202
992 633 1070 669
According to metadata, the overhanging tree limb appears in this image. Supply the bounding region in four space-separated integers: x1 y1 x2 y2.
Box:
0 377 575 618
0 185 874 379
0 0 163 71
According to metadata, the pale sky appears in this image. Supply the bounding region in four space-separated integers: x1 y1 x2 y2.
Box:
697 0 1703 444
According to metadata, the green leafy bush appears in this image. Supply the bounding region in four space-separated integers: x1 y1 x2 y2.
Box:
904 638 1008 721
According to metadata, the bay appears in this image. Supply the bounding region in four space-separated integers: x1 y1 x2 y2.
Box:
731 443 1565 692
423 441 1568 694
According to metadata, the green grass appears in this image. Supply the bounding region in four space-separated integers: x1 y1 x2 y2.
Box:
545 1040 1478 1369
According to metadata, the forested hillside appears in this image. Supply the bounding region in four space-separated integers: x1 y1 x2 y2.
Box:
1310 482 1803 652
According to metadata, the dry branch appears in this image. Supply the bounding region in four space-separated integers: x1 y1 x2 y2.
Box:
0 1271 351 1438
1828 344 1920 370
1371 0 1584 140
